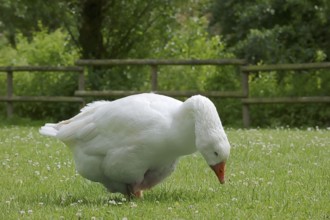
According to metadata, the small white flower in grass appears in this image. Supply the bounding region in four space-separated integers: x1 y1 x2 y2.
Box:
91 217 97 220
168 207 173 211
252 180 259 186
109 200 116 205
121 197 127 202
232 198 238 202
28 210 33 214
122 217 128 220
35 171 40 176
267 181 273 185
130 202 137 208
239 171 245 175
208 187 214 192
38 202 44 206
20 210 25 215
5 200 10 205
76 211 82 218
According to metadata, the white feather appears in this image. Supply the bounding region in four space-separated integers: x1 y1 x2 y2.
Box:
39 93 230 196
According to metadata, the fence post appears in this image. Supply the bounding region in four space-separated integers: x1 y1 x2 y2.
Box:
241 69 250 127
78 68 85 91
151 65 158 91
6 70 13 118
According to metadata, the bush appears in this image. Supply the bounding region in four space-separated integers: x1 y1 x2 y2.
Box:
248 69 330 127
150 16 242 126
0 26 80 120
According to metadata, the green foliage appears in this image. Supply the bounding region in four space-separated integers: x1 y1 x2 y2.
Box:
153 16 236 91
210 0 330 127
248 69 330 127
0 0 70 47
148 15 242 126
1 127 329 218
210 0 330 63
0 27 80 120
0 0 328 126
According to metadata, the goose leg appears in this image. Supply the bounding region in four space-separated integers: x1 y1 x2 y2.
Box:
126 184 143 199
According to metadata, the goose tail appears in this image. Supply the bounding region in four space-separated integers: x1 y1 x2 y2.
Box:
39 123 59 137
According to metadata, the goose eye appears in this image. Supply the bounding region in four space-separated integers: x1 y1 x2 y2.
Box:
214 152 219 156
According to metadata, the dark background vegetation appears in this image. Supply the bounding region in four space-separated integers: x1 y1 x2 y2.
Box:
0 0 329 127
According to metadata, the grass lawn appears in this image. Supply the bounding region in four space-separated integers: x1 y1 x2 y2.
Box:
0 126 329 219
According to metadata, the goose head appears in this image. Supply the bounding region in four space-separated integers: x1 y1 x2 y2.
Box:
186 95 231 184
196 129 230 184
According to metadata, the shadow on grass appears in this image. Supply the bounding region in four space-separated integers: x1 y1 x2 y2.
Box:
27 186 217 208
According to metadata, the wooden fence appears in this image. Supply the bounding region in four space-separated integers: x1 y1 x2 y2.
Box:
241 62 330 127
74 59 246 98
1 60 330 127
0 66 85 118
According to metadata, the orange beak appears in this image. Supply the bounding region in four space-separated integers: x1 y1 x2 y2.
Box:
210 161 226 184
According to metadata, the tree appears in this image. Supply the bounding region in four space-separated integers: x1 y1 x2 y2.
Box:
209 0 330 63
0 0 70 48
0 0 183 59
0 0 186 89
209 0 330 127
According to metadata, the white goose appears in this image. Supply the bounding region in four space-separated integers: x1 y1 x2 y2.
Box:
40 93 230 197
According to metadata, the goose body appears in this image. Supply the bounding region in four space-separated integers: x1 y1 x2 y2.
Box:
40 93 230 197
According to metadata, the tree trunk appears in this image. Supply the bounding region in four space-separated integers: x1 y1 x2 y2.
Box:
78 0 105 59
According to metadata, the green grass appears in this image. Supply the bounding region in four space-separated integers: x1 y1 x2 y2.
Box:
0 126 329 219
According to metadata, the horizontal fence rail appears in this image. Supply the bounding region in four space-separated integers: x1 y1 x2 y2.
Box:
241 97 330 104
0 66 85 118
241 62 330 127
241 62 330 72
0 66 83 72
75 59 246 98
0 96 84 102
75 58 247 66
1 60 329 127
75 90 245 98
